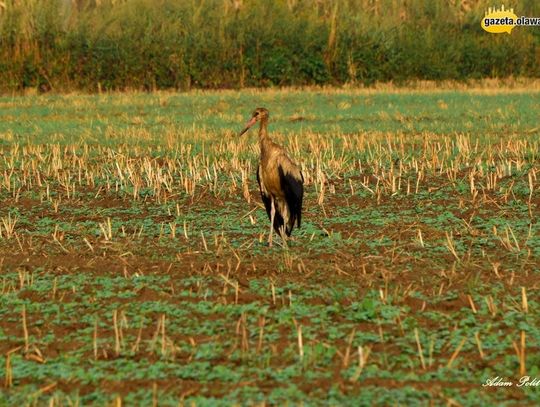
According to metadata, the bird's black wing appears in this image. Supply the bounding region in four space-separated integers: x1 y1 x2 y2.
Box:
278 165 304 235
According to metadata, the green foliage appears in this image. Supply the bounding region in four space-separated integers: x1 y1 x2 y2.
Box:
1 0 539 92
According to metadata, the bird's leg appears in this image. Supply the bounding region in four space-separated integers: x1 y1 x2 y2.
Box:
268 198 275 247
279 224 287 242
280 225 288 249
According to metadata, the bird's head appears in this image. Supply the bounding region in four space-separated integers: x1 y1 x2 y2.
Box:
239 107 269 136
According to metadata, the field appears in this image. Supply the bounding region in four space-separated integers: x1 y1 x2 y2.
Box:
0 86 539 405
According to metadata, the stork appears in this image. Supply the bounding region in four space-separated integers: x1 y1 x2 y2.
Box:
239 108 304 246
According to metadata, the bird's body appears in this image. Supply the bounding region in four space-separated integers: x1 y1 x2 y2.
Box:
240 108 303 245
258 137 303 236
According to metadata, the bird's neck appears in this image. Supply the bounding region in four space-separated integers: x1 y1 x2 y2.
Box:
258 117 271 152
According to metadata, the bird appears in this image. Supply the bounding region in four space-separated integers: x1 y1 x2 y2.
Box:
239 108 304 246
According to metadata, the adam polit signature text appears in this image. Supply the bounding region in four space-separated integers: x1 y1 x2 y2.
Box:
483 376 540 387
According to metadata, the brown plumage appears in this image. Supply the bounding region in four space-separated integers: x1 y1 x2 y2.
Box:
239 108 304 246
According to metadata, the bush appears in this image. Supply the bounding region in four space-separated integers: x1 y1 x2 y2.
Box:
0 0 538 92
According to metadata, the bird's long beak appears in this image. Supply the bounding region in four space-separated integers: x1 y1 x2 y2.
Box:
239 116 258 136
